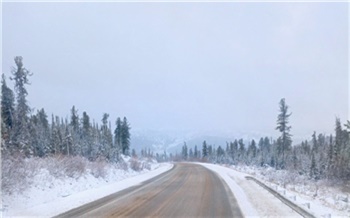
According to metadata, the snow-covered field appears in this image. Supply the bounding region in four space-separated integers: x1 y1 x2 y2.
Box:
200 163 349 217
1 156 173 217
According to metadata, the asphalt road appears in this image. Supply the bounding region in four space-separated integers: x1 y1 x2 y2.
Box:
56 163 243 217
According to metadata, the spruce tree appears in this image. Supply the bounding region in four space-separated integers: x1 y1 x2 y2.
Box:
182 142 188 160
194 145 198 159
121 117 130 155
202 140 208 158
101 113 113 158
11 56 33 156
238 139 245 163
1 74 15 146
81 111 91 157
114 117 122 155
276 98 292 169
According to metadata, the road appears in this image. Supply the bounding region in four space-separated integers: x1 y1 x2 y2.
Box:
56 163 243 217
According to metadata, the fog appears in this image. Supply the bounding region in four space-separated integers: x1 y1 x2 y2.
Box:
2 2 348 141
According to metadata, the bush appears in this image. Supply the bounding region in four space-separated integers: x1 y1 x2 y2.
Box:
1 153 39 194
46 155 86 179
130 158 142 171
89 158 107 178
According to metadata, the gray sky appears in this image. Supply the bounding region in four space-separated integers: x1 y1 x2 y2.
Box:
2 2 349 141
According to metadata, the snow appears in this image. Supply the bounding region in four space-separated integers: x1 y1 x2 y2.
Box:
197 163 302 217
3 159 348 218
199 163 349 218
231 165 350 218
2 160 173 217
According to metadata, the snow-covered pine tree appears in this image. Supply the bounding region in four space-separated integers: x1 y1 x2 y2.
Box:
50 115 63 155
275 98 292 169
31 109 50 157
11 56 33 156
1 74 15 149
100 113 111 159
247 139 257 165
114 117 122 157
202 140 208 159
238 139 245 163
81 111 92 158
182 142 188 160
121 117 131 156
194 145 198 159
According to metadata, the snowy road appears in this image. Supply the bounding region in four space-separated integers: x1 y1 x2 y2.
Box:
56 163 243 217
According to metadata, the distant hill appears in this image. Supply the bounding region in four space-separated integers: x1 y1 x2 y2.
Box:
130 129 276 155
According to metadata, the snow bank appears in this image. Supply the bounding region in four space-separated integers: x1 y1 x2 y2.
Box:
197 163 306 217
231 165 350 217
2 157 173 217
197 163 259 217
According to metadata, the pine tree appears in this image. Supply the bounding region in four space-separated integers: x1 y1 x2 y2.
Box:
202 140 208 159
327 134 334 178
114 117 122 155
334 118 343 178
238 139 245 163
231 140 238 164
1 74 15 147
189 148 194 160
208 145 213 160
31 109 50 156
182 142 188 160
217 146 225 163
276 98 292 169
51 115 63 155
70 106 81 155
247 139 257 164
194 145 198 159
70 106 79 132
310 152 319 180
11 56 33 156
121 117 131 155
312 131 318 153
81 111 92 158
100 113 113 159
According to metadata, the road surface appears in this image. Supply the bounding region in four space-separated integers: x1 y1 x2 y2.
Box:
56 163 243 217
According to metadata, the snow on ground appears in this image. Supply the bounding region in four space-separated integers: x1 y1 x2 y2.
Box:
202 163 349 218
231 165 350 218
2 157 173 217
197 163 302 217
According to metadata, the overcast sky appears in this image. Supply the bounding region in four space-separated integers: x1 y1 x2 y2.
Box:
2 2 349 141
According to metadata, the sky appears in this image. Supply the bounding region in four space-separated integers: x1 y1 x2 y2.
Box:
2 2 349 141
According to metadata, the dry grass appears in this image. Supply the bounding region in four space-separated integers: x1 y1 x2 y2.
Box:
1 154 157 195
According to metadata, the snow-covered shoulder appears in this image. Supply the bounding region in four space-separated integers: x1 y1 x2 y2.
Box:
197 163 305 217
196 163 259 217
198 163 349 218
2 158 173 217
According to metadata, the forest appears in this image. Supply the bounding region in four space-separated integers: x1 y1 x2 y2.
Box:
1 56 131 161
2 56 350 183
174 100 350 182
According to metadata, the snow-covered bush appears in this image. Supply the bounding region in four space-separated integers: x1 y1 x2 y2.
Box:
89 158 107 178
130 158 142 171
46 155 86 179
2 154 37 194
2 154 159 195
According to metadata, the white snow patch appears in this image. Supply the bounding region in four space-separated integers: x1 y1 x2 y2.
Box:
2 161 173 217
231 165 350 218
197 163 259 217
197 163 304 217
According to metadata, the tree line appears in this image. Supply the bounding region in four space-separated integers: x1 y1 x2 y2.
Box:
1 56 131 161
175 98 350 181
